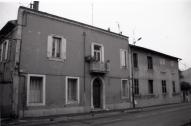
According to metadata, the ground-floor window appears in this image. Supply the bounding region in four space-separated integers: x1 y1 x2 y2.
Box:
66 76 80 104
27 74 46 106
134 79 139 95
148 80 154 94
172 81 176 93
162 80 167 93
121 79 129 98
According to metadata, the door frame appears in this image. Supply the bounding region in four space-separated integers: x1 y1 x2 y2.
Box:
90 77 105 109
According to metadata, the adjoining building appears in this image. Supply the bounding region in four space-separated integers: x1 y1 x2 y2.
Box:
0 3 181 118
130 45 181 107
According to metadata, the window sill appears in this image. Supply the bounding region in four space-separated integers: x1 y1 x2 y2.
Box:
66 101 79 105
48 57 66 62
172 92 180 96
120 66 128 69
27 103 45 107
121 96 129 100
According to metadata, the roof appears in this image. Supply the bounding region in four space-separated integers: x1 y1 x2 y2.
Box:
19 6 129 40
129 44 181 60
0 20 17 40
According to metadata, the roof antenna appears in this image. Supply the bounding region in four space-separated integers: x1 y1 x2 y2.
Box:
91 2 94 26
116 22 121 34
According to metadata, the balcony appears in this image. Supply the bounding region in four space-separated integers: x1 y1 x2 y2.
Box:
90 61 110 74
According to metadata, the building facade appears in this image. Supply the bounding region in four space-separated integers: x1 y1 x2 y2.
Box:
130 45 181 107
0 6 181 118
0 6 132 118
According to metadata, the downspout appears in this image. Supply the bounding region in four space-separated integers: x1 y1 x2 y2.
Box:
83 31 86 107
130 46 135 108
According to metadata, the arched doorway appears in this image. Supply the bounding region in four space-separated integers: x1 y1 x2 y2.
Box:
91 77 105 109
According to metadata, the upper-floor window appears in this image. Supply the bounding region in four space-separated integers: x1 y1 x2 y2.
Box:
148 80 154 94
134 79 139 95
147 56 153 69
0 40 9 62
171 61 175 67
47 35 66 61
91 43 104 62
120 49 128 68
133 53 138 68
162 80 167 93
121 79 129 98
160 58 165 65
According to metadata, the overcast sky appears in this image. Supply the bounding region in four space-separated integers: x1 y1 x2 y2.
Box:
0 0 190 70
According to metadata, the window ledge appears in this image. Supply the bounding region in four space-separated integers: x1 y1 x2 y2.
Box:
66 101 79 105
27 103 45 107
172 92 180 96
48 57 66 62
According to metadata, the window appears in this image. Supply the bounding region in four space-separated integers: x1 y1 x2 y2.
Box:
162 80 167 93
47 35 66 60
27 74 46 106
148 80 153 94
147 56 153 69
133 53 138 68
134 79 139 95
172 81 176 93
160 58 165 65
171 61 174 67
91 43 104 62
0 40 9 62
121 79 129 98
66 76 80 104
120 49 128 68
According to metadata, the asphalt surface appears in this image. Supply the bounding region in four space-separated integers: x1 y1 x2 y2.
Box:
45 103 191 126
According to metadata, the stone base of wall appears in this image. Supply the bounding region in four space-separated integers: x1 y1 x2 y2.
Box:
22 106 87 117
20 102 132 117
106 102 131 110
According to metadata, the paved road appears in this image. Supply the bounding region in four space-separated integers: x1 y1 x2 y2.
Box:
44 104 191 126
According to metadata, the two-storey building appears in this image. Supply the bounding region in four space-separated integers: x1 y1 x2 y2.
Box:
130 45 181 107
0 6 131 118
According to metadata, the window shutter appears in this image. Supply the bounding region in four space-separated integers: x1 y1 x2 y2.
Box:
47 35 52 58
101 45 104 62
4 40 9 60
120 50 125 67
91 43 94 57
61 37 66 60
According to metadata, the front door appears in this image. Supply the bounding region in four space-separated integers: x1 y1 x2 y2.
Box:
93 78 102 108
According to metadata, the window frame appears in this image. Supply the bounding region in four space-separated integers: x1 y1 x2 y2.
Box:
91 42 104 62
134 79 139 95
47 35 66 61
120 49 128 68
148 80 154 94
133 53 138 68
147 56 153 69
65 76 80 104
172 81 176 93
27 74 46 106
121 79 129 99
162 80 167 94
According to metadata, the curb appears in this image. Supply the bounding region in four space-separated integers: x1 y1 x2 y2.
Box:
2 102 191 126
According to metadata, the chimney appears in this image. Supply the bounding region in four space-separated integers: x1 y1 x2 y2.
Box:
33 1 39 11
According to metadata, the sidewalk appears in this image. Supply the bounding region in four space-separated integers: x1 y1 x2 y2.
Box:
2 102 191 126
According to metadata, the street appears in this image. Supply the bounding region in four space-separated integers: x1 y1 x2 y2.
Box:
43 104 191 126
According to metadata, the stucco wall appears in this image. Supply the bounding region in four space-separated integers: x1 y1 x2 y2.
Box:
19 9 131 116
132 47 181 107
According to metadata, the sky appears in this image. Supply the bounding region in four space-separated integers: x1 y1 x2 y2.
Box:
0 0 191 70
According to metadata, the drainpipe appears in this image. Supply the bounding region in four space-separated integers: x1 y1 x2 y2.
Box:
130 46 135 108
83 32 86 106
